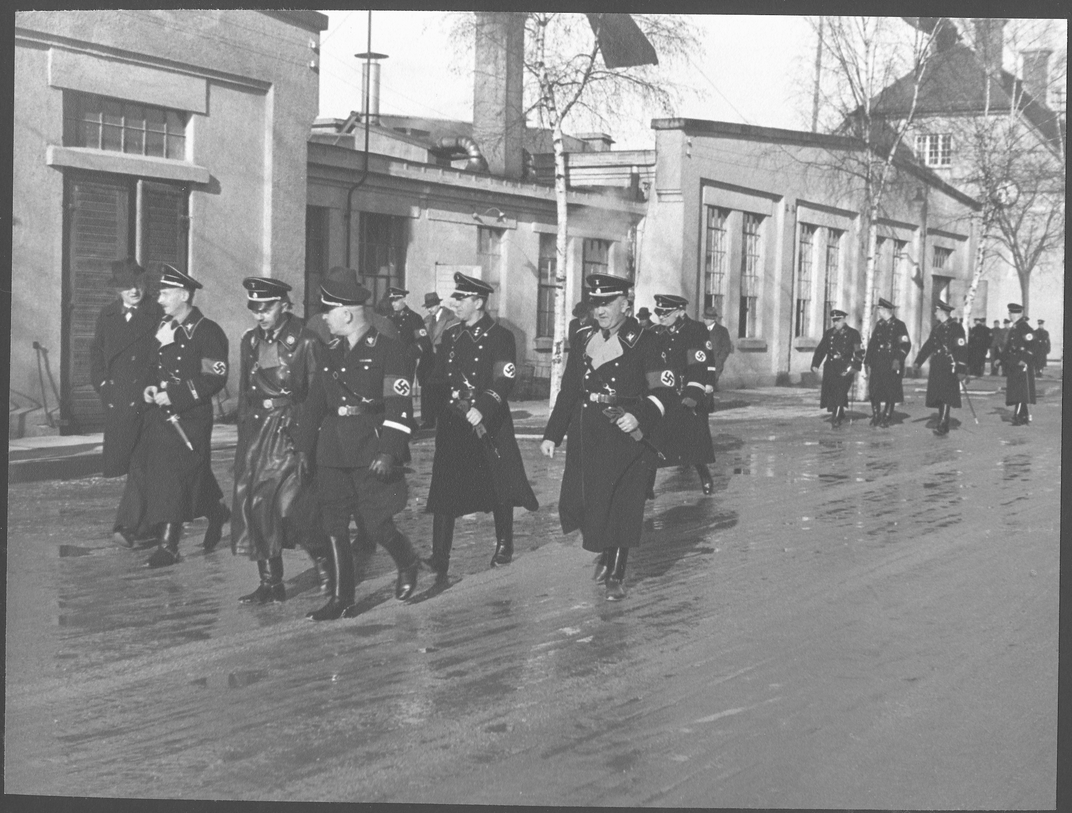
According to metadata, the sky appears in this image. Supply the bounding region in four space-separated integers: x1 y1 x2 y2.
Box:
316 12 819 149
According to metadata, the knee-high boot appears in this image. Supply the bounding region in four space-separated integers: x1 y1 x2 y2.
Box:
491 504 514 566
870 401 882 427
201 501 231 552
147 522 183 568
935 404 951 435
239 556 285 604
307 536 354 621
380 530 419 601
605 547 630 601
424 513 455 580
881 401 895 428
593 549 611 583
695 464 713 495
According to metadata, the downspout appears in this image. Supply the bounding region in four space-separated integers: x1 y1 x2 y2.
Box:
345 10 374 269
787 202 800 376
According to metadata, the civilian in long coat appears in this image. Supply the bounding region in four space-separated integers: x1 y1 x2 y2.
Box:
1003 303 1038 425
424 272 538 582
863 298 912 428
419 292 457 430
90 259 162 546
810 309 863 427
120 264 231 568
913 299 967 436
967 318 992 377
648 294 716 494
541 274 676 601
230 277 324 604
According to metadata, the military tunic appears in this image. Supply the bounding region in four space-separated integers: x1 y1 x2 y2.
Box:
231 312 321 560
864 316 912 404
648 315 716 467
914 319 967 408
388 305 433 368
543 318 676 552
425 313 538 517
118 306 229 527
1003 317 1037 405
299 326 414 539
89 298 162 477
811 325 863 410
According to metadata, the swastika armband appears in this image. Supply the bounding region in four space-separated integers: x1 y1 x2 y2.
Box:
493 361 516 379
202 358 228 377
647 368 676 389
384 375 412 397
686 348 708 366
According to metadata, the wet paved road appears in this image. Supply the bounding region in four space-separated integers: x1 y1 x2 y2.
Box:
5 386 1061 806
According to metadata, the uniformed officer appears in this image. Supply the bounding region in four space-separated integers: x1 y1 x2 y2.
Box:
864 297 912 428
1003 303 1038 426
423 272 539 581
387 287 433 367
913 299 967 436
231 277 326 604
1034 319 1050 376
298 268 420 620
648 294 716 494
541 274 675 600
123 264 230 567
810 309 863 427
91 258 162 547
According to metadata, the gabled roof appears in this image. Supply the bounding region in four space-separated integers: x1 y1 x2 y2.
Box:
869 43 1064 153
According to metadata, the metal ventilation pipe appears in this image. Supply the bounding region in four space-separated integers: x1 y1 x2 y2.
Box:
356 51 387 125
435 136 489 173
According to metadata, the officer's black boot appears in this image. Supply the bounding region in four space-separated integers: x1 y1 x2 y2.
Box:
882 402 895 428
605 547 629 601
869 401 881 427
934 404 950 435
491 504 514 566
266 555 285 602
645 467 657 500
308 535 354 621
695 464 714 495
593 549 610 583
311 554 334 595
379 530 420 601
202 501 231 552
424 513 455 582
147 522 183 568
832 407 844 428
239 559 272 604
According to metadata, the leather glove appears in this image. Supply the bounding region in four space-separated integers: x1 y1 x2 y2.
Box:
369 452 395 482
891 359 902 373
682 395 698 410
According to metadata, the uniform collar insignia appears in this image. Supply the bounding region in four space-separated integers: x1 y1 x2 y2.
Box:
177 307 204 338
364 327 379 346
619 316 640 348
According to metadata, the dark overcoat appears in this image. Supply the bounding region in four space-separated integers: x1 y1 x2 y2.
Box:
118 307 229 527
388 305 433 370
231 312 321 560
1003 318 1038 404
914 319 967 408
864 316 911 404
1034 326 1050 369
968 323 992 373
811 325 863 410
648 315 715 466
425 313 538 517
543 318 676 552
89 298 163 476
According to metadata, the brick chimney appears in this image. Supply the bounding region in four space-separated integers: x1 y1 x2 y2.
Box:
1021 49 1053 105
473 12 525 179
972 18 1007 73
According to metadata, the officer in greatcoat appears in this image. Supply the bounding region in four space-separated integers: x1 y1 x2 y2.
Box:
423 272 539 582
863 297 912 428
810 308 863 427
90 258 163 547
648 294 716 494
541 274 676 601
298 268 421 621
231 277 327 604
913 299 967 436
121 264 231 567
1034 319 1050 375
387 287 433 368
1003 303 1038 426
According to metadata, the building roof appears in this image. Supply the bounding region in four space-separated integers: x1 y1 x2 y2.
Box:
869 43 1064 154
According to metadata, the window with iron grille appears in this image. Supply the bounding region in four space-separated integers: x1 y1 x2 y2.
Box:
703 206 728 316
795 224 816 337
360 213 407 305
914 133 952 167
823 228 842 330
738 213 762 339
933 246 952 272
582 238 610 276
891 239 907 308
64 91 187 160
537 232 557 338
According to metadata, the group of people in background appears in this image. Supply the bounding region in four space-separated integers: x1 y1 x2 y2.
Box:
809 297 1044 436
90 258 1046 614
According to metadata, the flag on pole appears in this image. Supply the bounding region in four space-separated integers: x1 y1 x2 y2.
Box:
585 13 658 69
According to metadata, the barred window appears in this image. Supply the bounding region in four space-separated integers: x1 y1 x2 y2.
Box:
360 213 407 305
537 233 557 338
738 213 762 339
824 228 842 330
64 92 187 160
914 133 952 167
795 224 815 337
703 206 728 316
933 246 952 271
582 238 610 276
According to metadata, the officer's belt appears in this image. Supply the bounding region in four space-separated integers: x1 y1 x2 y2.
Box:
587 392 641 406
258 396 291 410
336 402 384 417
